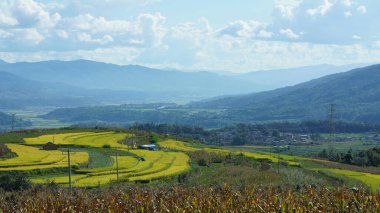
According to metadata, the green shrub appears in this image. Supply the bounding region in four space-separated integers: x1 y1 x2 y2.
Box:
0 173 31 191
102 144 111 149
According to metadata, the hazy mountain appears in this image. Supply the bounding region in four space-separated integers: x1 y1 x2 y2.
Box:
0 60 257 100
194 64 380 122
1 60 366 104
0 111 31 128
0 71 97 108
237 64 369 90
0 71 174 108
42 64 380 126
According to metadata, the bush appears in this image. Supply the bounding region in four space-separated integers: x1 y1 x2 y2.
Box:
0 173 31 191
0 143 12 158
102 144 111 149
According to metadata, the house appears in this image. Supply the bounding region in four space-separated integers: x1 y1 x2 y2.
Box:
42 142 59 150
138 144 159 151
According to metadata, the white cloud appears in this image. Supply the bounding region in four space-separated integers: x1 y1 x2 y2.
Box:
56 29 68 39
0 12 19 26
307 0 334 16
9 0 61 28
357 5 366 14
0 47 142 65
352 35 361 40
77 32 114 45
280 29 300 39
218 20 268 38
63 14 133 34
341 0 353 7
258 30 273 38
0 29 12 38
14 28 45 45
137 13 166 47
275 0 301 19
344 11 352 17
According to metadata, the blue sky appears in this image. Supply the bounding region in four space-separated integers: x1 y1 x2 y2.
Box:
0 0 379 72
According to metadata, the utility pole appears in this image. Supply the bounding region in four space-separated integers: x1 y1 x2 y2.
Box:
115 148 119 183
67 149 72 194
277 152 280 174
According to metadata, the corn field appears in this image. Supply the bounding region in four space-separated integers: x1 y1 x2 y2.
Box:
0 185 379 212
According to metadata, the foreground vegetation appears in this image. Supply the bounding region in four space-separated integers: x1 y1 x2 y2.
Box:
0 185 379 212
1 127 380 211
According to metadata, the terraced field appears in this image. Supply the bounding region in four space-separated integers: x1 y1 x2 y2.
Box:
31 150 190 187
0 144 89 171
24 132 130 148
3 132 379 190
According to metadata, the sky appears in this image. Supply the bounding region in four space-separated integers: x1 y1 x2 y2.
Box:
0 0 379 73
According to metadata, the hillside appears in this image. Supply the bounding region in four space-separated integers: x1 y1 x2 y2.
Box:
0 111 31 129
194 64 380 122
0 60 256 100
42 64 380 126
0 71 186 108
0 71 98 108
238 64 367 90
0 60 366 105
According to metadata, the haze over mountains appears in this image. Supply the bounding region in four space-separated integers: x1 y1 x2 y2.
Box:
194 64 380 123
0 59 365 109
41 64 380 127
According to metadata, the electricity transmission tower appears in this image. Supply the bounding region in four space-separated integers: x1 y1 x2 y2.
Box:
329 104 336 146
10 113 16 132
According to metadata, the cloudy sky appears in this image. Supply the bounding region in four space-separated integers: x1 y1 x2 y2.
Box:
0 0 379 72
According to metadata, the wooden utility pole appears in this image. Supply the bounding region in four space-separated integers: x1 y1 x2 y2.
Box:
115 148 119 183
277 152 280 174
67 149 72 194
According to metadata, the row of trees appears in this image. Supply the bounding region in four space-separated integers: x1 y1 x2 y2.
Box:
318 147 380 167
129 121 380 146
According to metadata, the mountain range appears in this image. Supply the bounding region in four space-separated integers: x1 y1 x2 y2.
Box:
193 64 380 123
0 60 364 109
42 64 380 126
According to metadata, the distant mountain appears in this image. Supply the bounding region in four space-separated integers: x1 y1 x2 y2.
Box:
194 64 380 123
0 60 367 104
42 64 380 126
237 64 369 90
0 60 257 100
0 111 31 128
0 71 169 108
0 71 97 108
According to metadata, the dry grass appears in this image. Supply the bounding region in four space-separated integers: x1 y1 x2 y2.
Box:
0 185 379 212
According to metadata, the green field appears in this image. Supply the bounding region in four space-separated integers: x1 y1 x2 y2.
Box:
158 139 380 192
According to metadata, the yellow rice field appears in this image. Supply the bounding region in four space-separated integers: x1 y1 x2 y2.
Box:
0 144 89 171
24 132 130 148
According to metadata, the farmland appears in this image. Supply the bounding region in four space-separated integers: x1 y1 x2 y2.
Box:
158 139 380 192
1 131 191 187
0 128 380 212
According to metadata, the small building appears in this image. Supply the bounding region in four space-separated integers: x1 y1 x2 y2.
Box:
42 142 59 150
138 144 159 151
